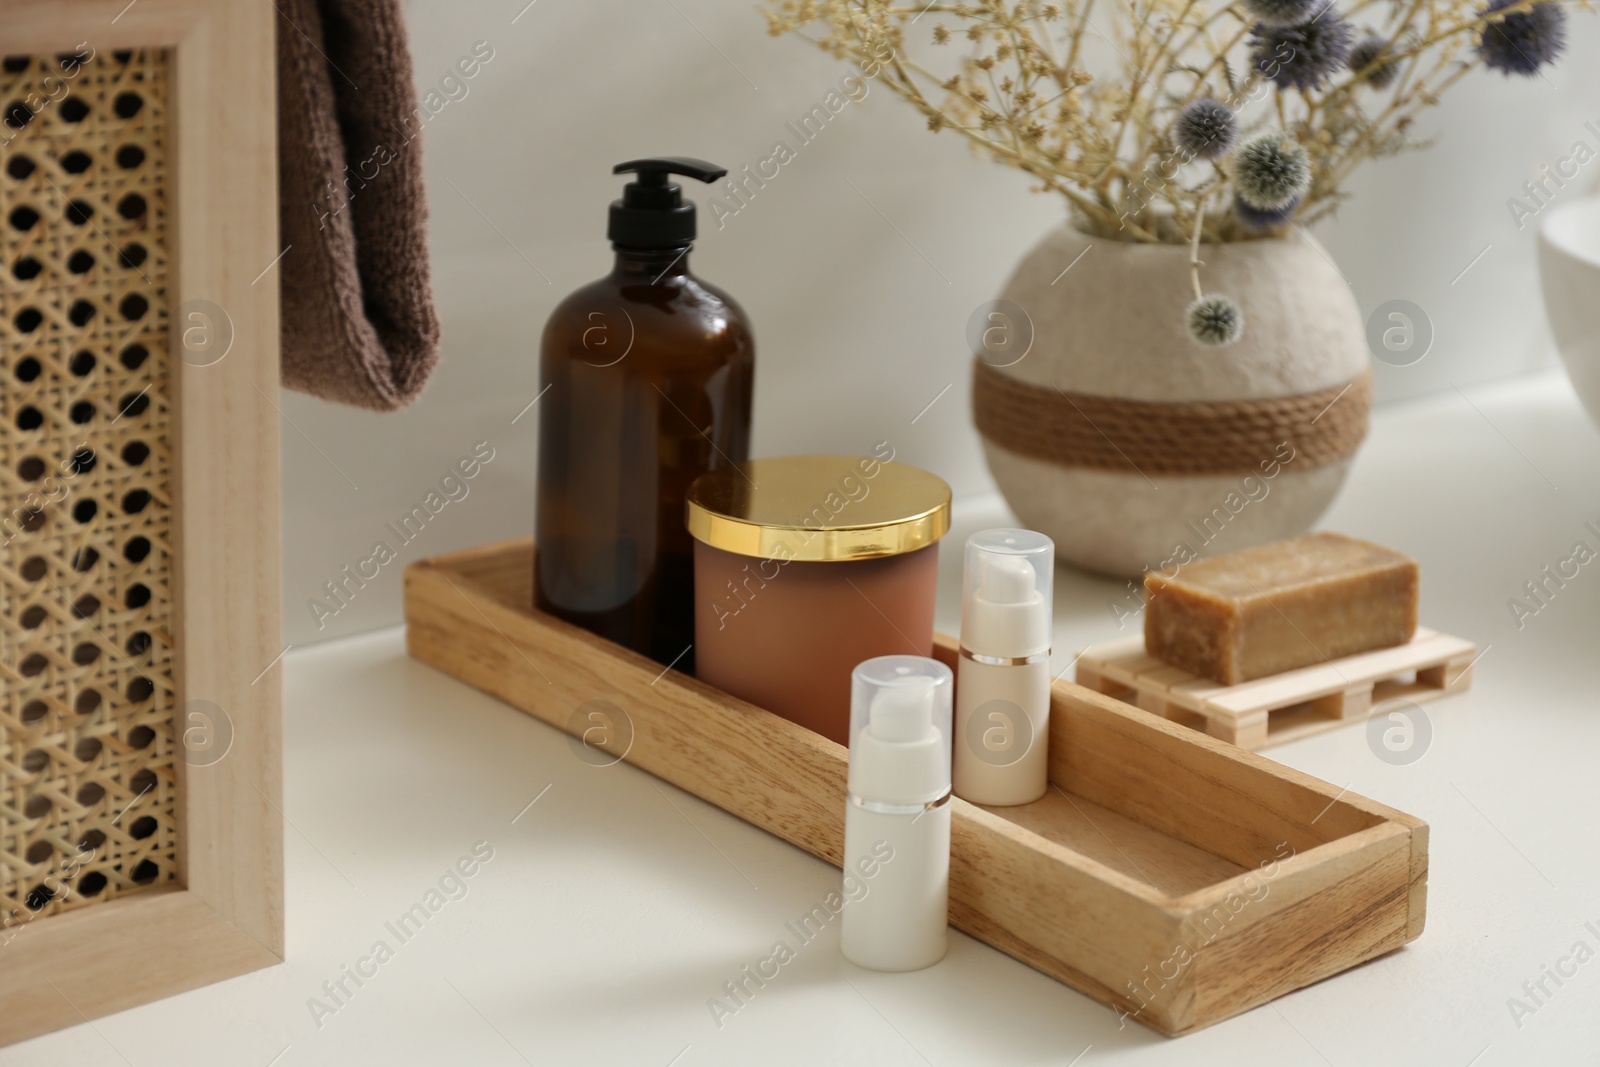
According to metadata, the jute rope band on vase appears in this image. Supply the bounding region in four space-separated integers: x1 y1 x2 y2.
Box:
972 360 1372 476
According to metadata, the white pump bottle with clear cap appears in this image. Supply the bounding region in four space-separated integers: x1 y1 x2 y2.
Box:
954 529 1054 806
841 655 952 972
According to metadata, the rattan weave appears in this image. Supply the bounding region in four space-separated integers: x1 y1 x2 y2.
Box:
2 48 177 923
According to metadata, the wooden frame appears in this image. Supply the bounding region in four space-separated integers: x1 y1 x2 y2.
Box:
406 540 1427 1036
1 0 282 1044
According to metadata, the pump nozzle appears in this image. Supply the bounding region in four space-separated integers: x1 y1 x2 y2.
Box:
977 552 1039 606
961 530 1054 659
869 682 937 744
609 157 728 249
613 157 728 185
848 657 952 806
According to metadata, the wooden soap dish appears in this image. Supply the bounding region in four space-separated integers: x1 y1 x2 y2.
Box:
1076 628 1477 751
405 539 1428 1037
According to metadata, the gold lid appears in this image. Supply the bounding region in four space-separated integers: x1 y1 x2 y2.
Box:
686 455 951 562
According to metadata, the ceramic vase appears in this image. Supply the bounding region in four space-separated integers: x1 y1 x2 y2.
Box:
973 220 1372 576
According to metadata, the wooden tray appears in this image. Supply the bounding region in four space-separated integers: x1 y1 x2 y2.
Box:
404 539 1427 1037
1077 628 1476 750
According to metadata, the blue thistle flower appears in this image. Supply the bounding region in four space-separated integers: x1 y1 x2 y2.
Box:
1234 192 1301 229
1252 9 1354 90
1348 35 1402 89
1241 0 1325 26
1477 0 1566 77
1172 99 1239 160
1188 295 1244 346
1234 133 1311 210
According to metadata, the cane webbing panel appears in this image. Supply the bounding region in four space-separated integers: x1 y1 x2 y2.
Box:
1 48 177 923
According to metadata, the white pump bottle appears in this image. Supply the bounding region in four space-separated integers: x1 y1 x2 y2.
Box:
954 529 1054 806
841 656 952 971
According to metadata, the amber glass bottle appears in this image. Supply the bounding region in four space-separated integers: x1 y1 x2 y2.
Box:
535 158 754 672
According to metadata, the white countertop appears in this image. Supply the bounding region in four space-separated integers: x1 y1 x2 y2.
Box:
7 371 1600 1066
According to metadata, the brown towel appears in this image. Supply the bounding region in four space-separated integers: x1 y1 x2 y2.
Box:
276 0 441 410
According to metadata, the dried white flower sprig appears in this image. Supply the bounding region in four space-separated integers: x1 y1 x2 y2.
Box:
765 0 1584 343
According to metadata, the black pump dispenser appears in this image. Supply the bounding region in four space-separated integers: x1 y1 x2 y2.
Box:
608 157 728 250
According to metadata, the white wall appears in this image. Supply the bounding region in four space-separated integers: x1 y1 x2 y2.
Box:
279 0 1600 645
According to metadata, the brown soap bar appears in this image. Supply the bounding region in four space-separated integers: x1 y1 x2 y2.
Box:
1144 533 1418 686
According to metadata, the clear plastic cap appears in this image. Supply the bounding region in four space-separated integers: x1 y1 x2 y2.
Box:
961 529 1054 658
847 656 953 806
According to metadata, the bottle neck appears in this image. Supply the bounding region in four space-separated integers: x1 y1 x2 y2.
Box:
613 245 691 279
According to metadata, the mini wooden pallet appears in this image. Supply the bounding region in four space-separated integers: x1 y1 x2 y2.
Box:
1075 627 1477 751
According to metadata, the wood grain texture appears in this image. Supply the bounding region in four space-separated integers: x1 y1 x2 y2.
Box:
168 0 283 951
980 789 1248 897
0 887 280 1031
406 539 1429 1036
0 0 208 52
1188 824 1414 1023
0 0 282 1046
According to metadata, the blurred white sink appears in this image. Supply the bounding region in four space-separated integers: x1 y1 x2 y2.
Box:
1539 196 1600 429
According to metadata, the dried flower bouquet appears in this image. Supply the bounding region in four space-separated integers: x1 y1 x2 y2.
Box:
764 0 1579 342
